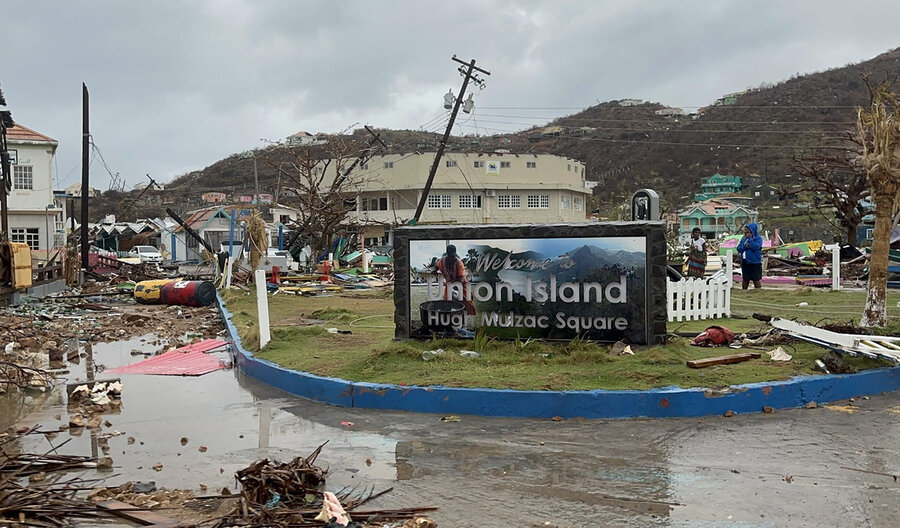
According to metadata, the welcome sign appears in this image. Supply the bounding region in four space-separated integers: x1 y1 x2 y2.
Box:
394 223 667 344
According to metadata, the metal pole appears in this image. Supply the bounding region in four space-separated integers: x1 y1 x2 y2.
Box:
80 83 89 270
253 156 259 204
228 210 236 257
411 57 489 225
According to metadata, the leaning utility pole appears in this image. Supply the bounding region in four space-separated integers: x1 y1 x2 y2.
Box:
81 83 90 270
410 56 489 225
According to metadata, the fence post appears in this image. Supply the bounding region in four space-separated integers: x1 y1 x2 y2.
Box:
255 269 271 349
832 246 841 291
725 250 733 289
224 257 233 289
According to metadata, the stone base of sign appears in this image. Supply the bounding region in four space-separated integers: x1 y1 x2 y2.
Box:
218 294 900 419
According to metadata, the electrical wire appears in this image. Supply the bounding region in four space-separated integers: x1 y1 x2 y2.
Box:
478 104 865 110
474 113 857 125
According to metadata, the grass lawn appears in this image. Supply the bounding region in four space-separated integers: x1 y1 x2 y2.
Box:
221 287 900 392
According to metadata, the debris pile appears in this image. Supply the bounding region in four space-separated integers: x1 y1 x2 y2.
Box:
210 442 436 528
0 427 164 527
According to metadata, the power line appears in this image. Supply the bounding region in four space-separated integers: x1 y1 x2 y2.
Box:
451 122 848 149
469 118 850 134
474 112 857 125
478 104 865 110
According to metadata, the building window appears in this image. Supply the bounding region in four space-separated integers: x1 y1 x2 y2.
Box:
446 160 457 168
11 228 39 250
866 228 874 240
364 237 381 247
527 194 550 208
567 164 571 171
279 215 291 224
561 194 571 209
526 161 536 168
754 191 760 197
500 161 511 168
366 197 388 211
574 196 583 211
427 194 452 209
360 163 369 170
474 161 485 168
384 162 394 169
498 194 520 208
13 166 33 190
459 195 482 208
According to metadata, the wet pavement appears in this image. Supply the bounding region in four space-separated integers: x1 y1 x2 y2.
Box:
4 333 900 527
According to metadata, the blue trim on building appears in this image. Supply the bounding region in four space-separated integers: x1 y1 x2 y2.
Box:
217 293 900 419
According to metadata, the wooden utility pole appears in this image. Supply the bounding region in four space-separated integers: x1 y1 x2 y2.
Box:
80 83 90 270
410 56 489 225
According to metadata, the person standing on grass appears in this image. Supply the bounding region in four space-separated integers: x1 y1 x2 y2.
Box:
737 222 763 289
686 227 708 278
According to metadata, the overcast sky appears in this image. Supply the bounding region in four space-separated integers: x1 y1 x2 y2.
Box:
2 0 899 191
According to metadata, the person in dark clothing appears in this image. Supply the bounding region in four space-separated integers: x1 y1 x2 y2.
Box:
737 222 763 289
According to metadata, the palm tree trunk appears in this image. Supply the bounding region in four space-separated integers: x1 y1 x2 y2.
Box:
861 192 894 327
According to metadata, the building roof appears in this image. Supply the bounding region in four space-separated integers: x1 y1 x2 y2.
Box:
679 199 755 217
288 131 314 138
6 123 57 144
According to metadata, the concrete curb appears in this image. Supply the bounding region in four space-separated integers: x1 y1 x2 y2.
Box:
217 293 900 419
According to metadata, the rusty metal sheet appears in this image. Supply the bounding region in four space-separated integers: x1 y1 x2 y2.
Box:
104 339 229 376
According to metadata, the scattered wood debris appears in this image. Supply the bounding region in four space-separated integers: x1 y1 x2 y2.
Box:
209 442 437 528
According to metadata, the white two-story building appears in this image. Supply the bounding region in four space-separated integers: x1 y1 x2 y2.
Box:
6 124 64 252
323 152 592 246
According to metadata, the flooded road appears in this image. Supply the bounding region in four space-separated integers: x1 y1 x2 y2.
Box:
5 333 900 527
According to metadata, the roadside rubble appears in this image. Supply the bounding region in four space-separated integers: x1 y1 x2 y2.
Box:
0 427 182 527
1 286 224 353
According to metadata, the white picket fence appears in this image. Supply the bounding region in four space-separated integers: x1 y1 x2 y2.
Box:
667 271 731 322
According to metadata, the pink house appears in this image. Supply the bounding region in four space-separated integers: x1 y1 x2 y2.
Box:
238 195 253 203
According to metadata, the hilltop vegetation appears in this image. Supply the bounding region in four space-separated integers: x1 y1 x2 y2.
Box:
146 47 900 217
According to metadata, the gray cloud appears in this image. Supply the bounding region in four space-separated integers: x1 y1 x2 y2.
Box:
1 0 898 190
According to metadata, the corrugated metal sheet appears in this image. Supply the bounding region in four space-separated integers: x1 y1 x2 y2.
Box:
104 339 229 376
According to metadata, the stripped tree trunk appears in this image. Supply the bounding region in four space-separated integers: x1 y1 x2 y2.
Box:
861 192 894 326
858 85 900 327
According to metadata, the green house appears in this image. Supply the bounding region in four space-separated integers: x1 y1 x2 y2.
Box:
677 199 758 242
694 173 743 201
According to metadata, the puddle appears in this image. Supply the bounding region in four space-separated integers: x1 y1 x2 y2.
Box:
12 334 398 493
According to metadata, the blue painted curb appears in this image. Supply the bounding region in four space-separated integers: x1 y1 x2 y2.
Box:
217 293 900 419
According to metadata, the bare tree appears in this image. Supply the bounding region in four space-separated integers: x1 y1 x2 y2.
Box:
787 144 869 246
857 83 900 327
267 138 378 265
